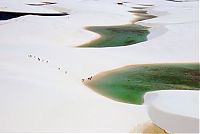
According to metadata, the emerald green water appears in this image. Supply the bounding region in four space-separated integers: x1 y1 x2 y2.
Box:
85 63 200 104
79 24 149 48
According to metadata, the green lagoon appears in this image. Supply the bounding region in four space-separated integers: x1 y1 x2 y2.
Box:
85 63 200 104
79 24 149 48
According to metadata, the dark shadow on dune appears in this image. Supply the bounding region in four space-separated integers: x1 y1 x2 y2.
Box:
138 4 154 7
0 11 69 20
116 1 130 5
166 0 186 2
27 3 48 6
27 1 57 6
132 6 147 9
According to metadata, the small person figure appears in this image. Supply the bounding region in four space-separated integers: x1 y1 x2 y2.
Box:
117 2 123 5
88 76 93 80
46 60 48 63
58 67 61 70
38 58 40 61
82 79 85 82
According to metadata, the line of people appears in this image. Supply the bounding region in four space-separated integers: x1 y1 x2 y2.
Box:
28 54 49 63
28 54 67 75
28 54 94 82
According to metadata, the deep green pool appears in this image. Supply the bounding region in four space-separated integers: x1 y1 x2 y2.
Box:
85 63 200 104
79 24 149 48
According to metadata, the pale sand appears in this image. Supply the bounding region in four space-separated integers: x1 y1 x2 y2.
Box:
131 121 168 134
144 90 199 133
0 0 198 132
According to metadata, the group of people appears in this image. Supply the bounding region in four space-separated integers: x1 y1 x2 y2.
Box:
28 54 97 81
28 54 67 74
28 54 49 63
82 76 93 82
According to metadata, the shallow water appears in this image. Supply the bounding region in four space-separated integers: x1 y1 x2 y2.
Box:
85 63 200 104
79 24 149 48
79 8 157 48
129 10 156 22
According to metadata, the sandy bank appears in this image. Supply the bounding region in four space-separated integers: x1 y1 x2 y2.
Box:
144 90 199 133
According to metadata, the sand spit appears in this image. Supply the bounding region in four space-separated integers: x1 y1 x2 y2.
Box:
84 63 199 104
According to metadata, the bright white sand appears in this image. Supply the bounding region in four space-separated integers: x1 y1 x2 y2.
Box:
0 0 198 132
144 90 199 133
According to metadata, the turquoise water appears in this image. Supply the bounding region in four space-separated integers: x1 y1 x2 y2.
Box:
79 24 149 48
85 63 200 104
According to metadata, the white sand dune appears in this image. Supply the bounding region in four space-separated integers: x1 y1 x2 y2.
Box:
0 0 198 132
144 90 199 133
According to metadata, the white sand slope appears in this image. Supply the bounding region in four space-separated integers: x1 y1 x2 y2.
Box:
0 0 198 132
144 90 199 133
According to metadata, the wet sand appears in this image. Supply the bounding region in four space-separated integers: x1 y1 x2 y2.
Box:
131 121 168 133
